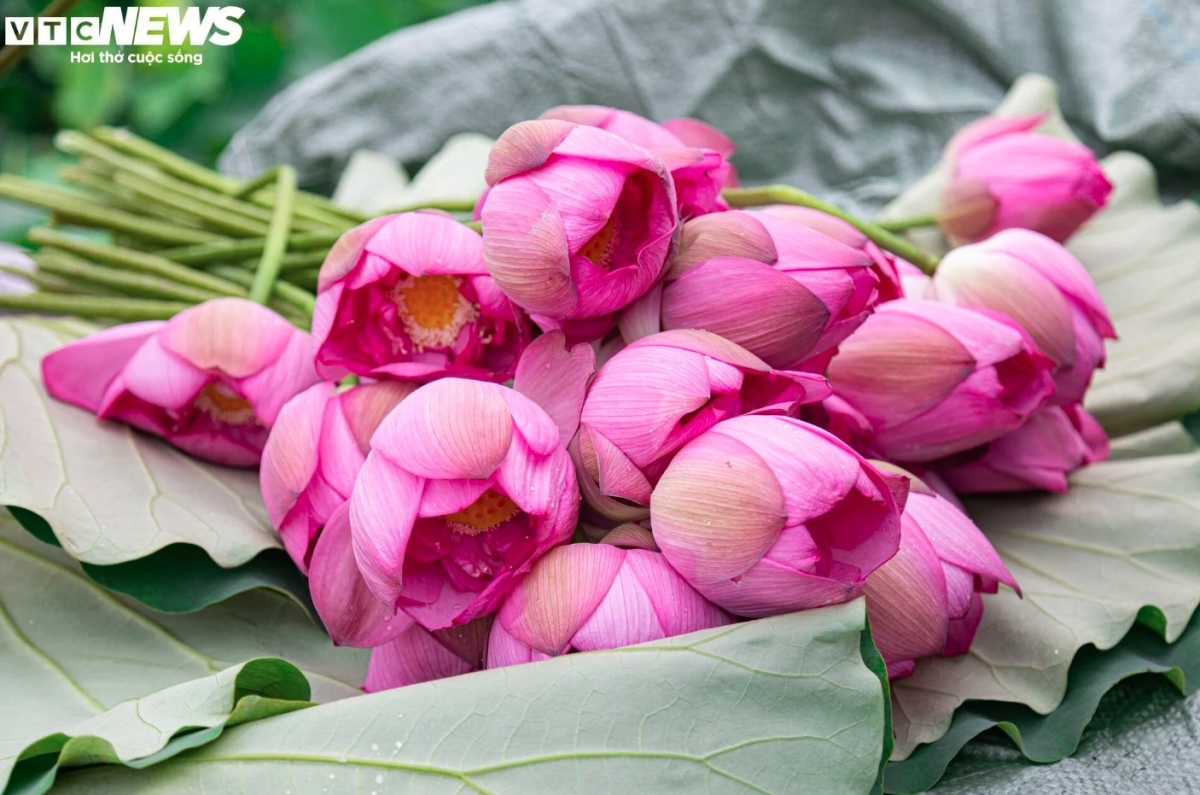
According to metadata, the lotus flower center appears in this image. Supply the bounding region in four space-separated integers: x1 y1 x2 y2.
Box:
391 274 479 351
445 489 520 536
193 382 258 426
578 214 623 270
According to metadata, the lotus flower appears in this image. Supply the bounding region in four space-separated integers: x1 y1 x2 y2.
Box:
487 526 733 667
576 329 831 519
539 105 737 217
41 298 319 467
650 415 905 617
825 299 1056 462
347 378 579 630
938 404 1109 494
932 228 1117 404
311 211 527 383
863 468 1020 678
659 210 880 368
260 380 416 572
480 119 678 339
937 114 1112 243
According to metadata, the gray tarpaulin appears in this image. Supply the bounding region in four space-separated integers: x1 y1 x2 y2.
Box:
221 0 1200 790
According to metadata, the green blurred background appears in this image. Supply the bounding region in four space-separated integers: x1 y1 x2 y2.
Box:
0 0 490 240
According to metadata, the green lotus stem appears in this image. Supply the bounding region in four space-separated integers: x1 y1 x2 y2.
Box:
0 292 192 320
161 229 342 265
249 187 363 229
389 198 479 214
36 252 222 303
91 126 239 194
876 214 939 232
112 170 270 237
210 265 316 317
231 167 282 199
0 175 226 246
28 228 245 297
463 220 482 233
248 166 297 305
722 185 941 275
0 265 101 296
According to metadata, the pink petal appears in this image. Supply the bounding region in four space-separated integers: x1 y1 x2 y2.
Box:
236 329 321 427
364 622 473 692
496 442 579 520
668 212 776 278
906 491 1019 593
599 524 659 551
375 379 514 479
117 336 210 410
662 117 736 158
317 215 392 293
942 592 984 656
485 119 575 185
159 298 296 378
521 156 626 252
699 556 860 617
260 383 334 530
570 557 663 651
417 478 491 518
311 502 414 647
616 282 662 343
944 114 1044 160
348 452 423 607
339 380 419 452
623 549 733 636
513 330 596 447
41 321 163 412
498 544 625 656
571 432 653 521
863 515 950 667
363 211 485 277
486 619 551 668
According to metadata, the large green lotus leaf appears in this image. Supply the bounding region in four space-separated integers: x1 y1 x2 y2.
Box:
880 75 1200 437
51 600 889 795
889 450 1200 761
884 601 1200 793
0 514 369 794
0 315 310 612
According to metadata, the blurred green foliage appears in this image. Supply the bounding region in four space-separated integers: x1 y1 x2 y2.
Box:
0 0 490 239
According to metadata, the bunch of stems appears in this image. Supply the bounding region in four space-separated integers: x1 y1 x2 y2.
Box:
0 127 368 327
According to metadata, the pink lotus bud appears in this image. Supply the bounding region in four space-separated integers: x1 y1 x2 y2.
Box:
347 378 579 630
649 415 905 617
260 380 416 572
863 470 1019 678
937 114 1112 243
933 228 1117 404
938 403 1109 494
366 616 492 692
41 298 319 468
576 329 831 519
539 105 736 217
480 120 679 338
312 211 528 383
660 210 881 368
486 531 733 668
826 299 1056 462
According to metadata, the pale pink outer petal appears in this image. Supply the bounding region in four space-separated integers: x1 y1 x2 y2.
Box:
521 156 626 252
940 563 976 620
363 211 485 277
944 114 1044 160
118 336 210 410
41 321 164 412
497 544 625 656
662 117 736 158
311 502 414 648
907 491 1019 592
882 299 1029 368
578 426 654 506
159 298 295 378
340 380 419 451
623 549 734 636
485 119 575 186
317 215 392 293
374 379 514 479
698 557 862 617
627 328 772 372
486 619 551 668
316 393 366 499
661 257 830 369
943 592 985 656
236 330 321 427
863 515 950 669
496 442 579 522
668 212 776 278
544 106 686 150
310 280 349 381
348 452 423 607
364 623 473 692
513 330 596 447
498 387 564 458
416 478 491 518
571 432 652 521
260 382 334 530
752 211 875 271
553 123 675 176
616 282 662 343
481 178 577 317
599 524 660 551
570 557 663 652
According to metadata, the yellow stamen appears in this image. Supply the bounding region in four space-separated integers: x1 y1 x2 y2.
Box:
193 382 258 426
390 274 479 351
445 489 520 536
578 214 622 270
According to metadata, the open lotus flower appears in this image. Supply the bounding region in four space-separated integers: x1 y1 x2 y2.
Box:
539 105 737 218
863 467 1020 678
312 211 527 382
932 228 1117 404
938 403 1109 494
260 380 416 572
41 298 319 467
825 299 1056 462
347 378 579 630
480 119 678 339
937 114 1112 243
650 415 905 617
487 526 733 667
576 329 831 520
659 210 880 369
